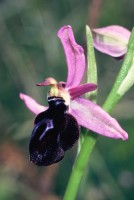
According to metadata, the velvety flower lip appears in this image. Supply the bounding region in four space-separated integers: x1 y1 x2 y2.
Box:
93 25 131 57
20 25 128 140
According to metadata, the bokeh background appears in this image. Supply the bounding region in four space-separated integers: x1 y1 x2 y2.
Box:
0 0 134 199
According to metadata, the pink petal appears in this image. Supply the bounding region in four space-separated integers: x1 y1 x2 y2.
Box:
57 25 86 88
69 83 97 99
70 98 128 140
93 25 130 57
20 93 47 115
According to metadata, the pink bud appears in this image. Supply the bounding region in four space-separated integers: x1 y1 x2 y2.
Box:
93 25 130 58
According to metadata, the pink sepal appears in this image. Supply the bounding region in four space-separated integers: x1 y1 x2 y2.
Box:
70 98 128 140
20 93 47 115
57 25 86 88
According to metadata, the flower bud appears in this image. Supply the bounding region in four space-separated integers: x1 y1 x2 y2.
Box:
93 25 130 58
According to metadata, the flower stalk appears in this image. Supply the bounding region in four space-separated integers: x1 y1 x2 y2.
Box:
63 131 97 200
63 27 134 200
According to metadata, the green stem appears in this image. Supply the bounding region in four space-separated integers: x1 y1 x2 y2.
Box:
63 132 98 200
63 27 134 200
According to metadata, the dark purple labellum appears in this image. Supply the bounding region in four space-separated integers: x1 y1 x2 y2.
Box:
29 96 79 166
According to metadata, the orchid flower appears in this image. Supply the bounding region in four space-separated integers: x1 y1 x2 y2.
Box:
92 25 131 58
20 25 128 143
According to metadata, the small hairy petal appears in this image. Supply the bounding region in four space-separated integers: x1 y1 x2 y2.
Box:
57 25 86 88
70 98 128 140
69 83 97 99
36 77 57 86
20 93 47 115
93 25 130 57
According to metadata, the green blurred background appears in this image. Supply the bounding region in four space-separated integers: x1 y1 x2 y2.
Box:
0 0 134 199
